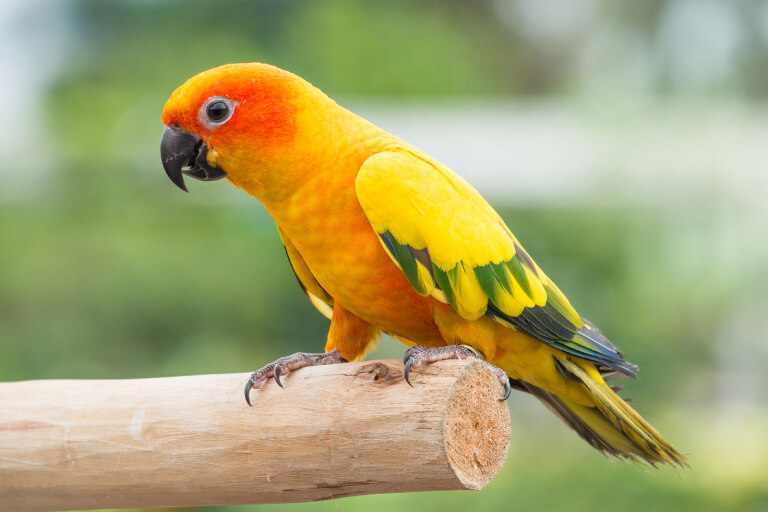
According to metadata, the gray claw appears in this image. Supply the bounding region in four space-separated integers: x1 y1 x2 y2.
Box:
403 358 415 387
244 377 254 406
500 379 512 401
274 364 284 388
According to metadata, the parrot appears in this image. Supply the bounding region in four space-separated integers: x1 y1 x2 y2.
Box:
160 63 686 467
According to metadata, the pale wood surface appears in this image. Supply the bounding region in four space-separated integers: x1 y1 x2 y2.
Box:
0 359 511 511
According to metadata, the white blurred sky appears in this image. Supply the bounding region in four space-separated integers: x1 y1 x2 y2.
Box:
354 100 768 208
0 0 72 195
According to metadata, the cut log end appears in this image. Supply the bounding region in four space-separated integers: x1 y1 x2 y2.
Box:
443 360 511 489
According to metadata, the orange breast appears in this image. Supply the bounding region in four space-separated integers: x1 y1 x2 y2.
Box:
273 154 444 346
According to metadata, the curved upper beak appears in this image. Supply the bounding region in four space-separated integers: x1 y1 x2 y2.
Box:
160 125 228 192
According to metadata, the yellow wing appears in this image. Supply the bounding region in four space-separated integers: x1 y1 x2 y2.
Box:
277 226 334 319
355 148 637 376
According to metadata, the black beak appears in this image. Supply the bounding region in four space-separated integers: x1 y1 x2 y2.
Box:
160 124 228 192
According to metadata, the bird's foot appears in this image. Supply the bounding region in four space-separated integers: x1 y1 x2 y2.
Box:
244 349 347 405
402 345 511 401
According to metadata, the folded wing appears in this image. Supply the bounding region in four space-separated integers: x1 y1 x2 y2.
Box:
355 149 637 376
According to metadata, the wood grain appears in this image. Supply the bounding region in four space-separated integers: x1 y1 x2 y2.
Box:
0 359 511 511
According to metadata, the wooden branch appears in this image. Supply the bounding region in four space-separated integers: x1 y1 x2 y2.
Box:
0 359 511 511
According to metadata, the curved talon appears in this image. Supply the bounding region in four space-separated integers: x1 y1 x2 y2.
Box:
403 358 415 387
244 377 254 406
499 379 512 402
273 364 284 388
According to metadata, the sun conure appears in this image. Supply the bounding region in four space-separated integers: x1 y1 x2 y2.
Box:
160 63 686 466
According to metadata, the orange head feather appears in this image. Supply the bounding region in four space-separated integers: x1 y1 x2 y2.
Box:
161 63 368 202
162 63 299 147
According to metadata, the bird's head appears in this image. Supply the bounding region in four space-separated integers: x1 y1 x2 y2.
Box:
160 63 330 198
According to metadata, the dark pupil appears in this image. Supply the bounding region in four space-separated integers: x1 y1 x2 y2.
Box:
207 101 229 122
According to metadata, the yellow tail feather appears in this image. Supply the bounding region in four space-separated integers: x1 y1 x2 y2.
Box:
554 358 688 466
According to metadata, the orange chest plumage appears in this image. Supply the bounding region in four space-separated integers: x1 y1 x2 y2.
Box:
271 157 441 342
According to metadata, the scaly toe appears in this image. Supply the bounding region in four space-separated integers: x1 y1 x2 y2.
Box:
243 349 348 405
401 344 512 401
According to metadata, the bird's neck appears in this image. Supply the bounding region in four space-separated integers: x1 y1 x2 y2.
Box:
222 100 393 210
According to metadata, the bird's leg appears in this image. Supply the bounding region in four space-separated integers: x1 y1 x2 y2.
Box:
402 345 512 401
244 349 347 405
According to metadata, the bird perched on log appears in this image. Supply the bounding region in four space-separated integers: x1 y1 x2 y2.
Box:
160 63 686 466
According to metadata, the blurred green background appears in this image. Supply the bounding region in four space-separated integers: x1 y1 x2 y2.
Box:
1 0 767 511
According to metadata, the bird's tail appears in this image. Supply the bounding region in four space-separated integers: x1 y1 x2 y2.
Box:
514 358 688 467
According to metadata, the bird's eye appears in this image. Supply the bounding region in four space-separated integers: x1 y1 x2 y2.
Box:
200 96 235 127
206 101 229 122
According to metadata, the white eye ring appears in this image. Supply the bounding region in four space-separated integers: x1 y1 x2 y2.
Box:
199 96 236 128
